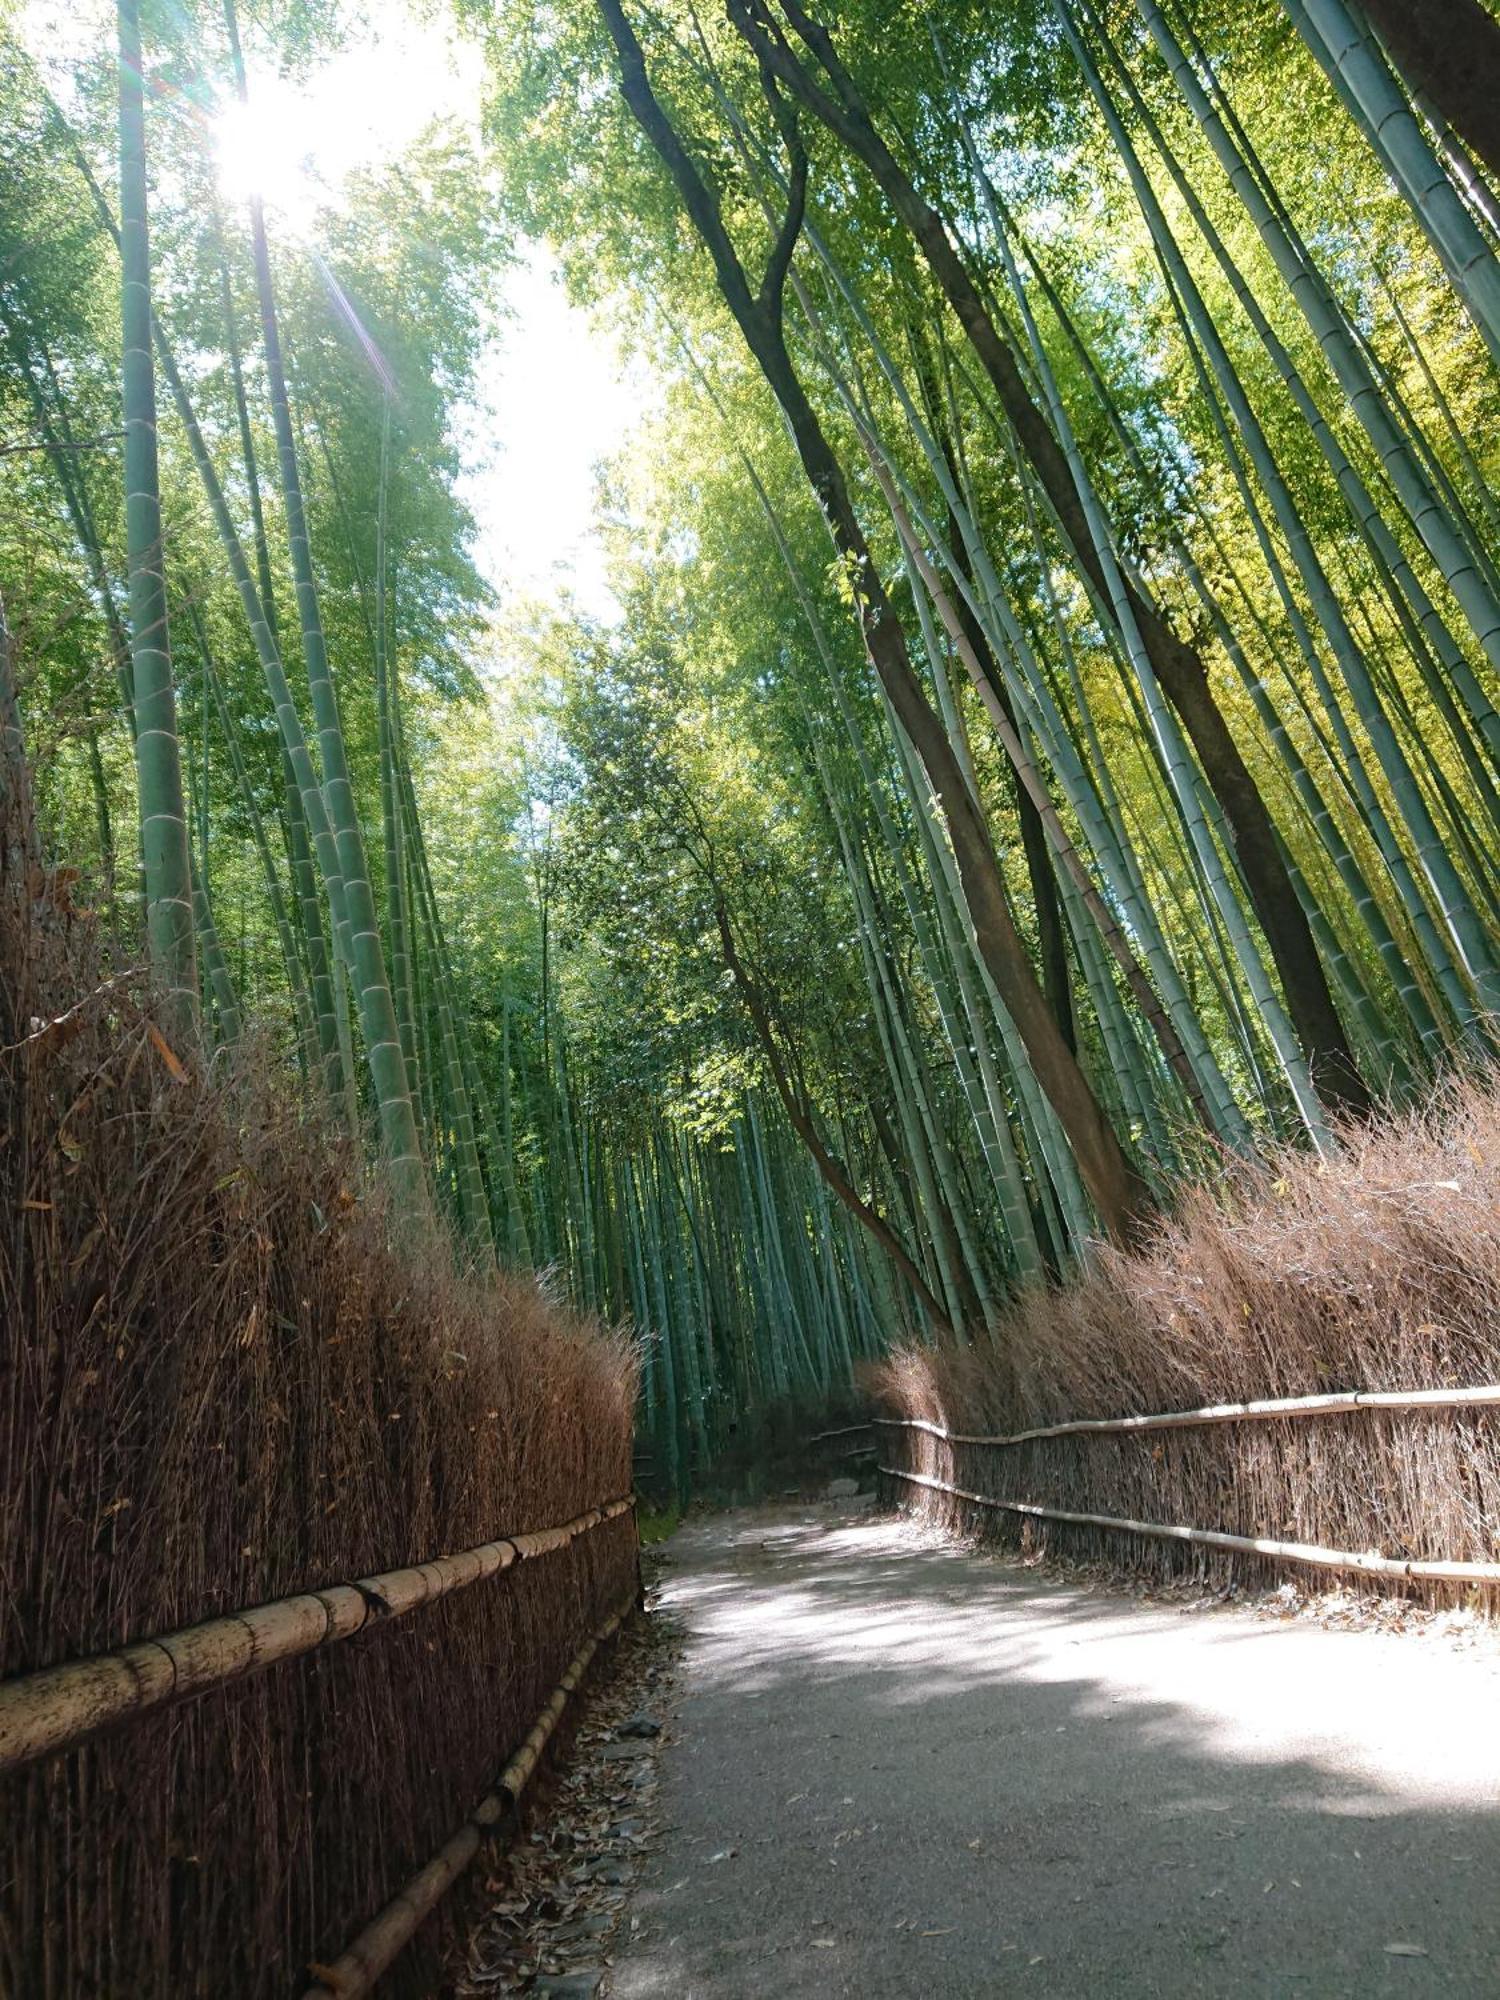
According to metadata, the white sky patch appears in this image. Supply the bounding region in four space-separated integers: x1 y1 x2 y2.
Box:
19 0 641 622
466 255 647 624
206 18 488 238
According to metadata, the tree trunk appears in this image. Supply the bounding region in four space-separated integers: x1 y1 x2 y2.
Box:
943 493 1075 1052
220 0 430 1210
1350 0 1500 182
741 0 1368 1122
713 901 958 1333
118 0 197 1039
911 346 1075 1048
596 0 1153 1244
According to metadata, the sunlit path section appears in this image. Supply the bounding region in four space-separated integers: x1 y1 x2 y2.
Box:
617 1508 1500 1999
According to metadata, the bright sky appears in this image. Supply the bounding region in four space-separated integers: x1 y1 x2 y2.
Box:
468 254 643 623
23 0 641 621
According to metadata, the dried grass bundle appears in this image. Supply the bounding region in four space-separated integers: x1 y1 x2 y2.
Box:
873 1092 1500 1602
0 823 637 1997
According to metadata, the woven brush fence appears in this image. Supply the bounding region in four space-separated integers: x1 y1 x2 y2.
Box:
0 836 637 1996
872 1086 1500 1604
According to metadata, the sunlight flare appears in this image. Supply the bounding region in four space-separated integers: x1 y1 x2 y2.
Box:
212 94 323 235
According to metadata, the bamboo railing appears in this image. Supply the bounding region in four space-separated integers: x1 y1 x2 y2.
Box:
881 1467 1500 1584
302 1599 631 1998
0 1496 634 1773
869 1382 1500 1448
826 1385 1500 1585
807 1421 882 1444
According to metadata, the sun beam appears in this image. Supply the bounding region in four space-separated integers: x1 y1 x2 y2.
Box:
212 93 324 237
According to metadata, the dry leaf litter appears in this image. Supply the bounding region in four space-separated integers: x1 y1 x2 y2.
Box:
447 1561 683 1996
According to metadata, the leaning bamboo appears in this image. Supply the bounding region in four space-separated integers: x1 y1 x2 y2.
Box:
301 1601 631 2000
0 1498 633 1774
872 1384 1500 1449
882 1467 1500 1583
118 0 197 1035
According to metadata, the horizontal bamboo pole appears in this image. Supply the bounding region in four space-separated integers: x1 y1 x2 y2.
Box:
302 1599 631 1999
873 1383 1500 1451
882 1466 1500 1584
0 1497 634 1774
808 1422 876 1443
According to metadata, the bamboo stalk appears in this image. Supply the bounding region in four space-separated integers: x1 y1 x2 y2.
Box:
301 1600 632 2000
118 0 197 1036
882 1467 1500 1583
872 1385 1500 1450
0 1499 633 1774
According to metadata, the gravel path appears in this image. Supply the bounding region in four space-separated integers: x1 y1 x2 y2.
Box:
610 1504 1500 1998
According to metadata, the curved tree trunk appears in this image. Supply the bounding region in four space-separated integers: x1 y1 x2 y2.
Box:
714 901 959 1335
737 0 1369 1123
596 0 1153 1246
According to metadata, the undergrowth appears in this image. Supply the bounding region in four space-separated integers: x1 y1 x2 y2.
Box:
874 1086 1500 1603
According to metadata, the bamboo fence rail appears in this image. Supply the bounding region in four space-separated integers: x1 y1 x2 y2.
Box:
871 1383 1500 1449
881 1466 1500 1584
0 1497 634 1773
301 1599 631 1999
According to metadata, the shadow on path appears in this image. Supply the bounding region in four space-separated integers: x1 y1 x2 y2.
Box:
611 1505 1500 1998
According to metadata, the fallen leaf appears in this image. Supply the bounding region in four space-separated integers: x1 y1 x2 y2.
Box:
1384 1943 1428 1958
146 1021 189 1083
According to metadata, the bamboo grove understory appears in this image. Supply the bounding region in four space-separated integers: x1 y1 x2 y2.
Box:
3 0 1500 1494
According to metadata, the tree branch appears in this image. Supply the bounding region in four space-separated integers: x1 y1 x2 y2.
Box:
713 895 958 1336
750 53 808 320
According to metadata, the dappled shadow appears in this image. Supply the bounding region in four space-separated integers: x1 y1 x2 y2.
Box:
612 1507 1500 1998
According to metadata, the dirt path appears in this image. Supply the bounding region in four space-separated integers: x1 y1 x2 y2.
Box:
608 1504 1500 1998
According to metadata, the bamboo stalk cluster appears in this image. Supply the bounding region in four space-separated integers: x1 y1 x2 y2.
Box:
5 0 1500 1486
545 0 1500 1389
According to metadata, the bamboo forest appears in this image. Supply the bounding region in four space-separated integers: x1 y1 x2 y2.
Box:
6 0 1500 1469
3 1 1500 1990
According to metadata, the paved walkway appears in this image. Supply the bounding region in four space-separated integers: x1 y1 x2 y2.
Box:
612 1505 1500 1998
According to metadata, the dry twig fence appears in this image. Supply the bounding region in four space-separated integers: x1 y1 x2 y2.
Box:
1 1496 638 1995
826 1386 1500 1587
302 1598 631 1999
0 1497 635 1773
